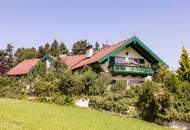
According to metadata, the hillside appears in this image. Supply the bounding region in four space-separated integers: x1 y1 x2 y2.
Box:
0 98 171 130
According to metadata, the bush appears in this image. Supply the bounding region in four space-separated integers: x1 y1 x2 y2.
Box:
33 80 50 97
96 72 110 95
153 64 181 94
53 95 74 105
137 81 172 122
125 88 136 98
175 81 190 113
110 80 126 92
0 76 23 98
58 69 83 96
89 96 138 116
29 62 46 78
81 68 103 96
32 72 59 97
89 96 105 110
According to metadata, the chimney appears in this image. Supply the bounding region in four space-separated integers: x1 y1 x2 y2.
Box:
86 45 93 58
59 50 67 57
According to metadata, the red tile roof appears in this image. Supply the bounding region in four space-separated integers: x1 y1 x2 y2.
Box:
7 38 128 75
59 55 86 69
7 59 40 76
71 39 128 69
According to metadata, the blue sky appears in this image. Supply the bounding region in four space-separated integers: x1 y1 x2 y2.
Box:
0 0 190 69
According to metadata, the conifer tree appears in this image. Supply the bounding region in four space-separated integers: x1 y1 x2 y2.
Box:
72 40 90 55
94 41 99 51
59 42 68 54
49 40 59 57
44 43 50 54
177 47 190 82
37 45 44 58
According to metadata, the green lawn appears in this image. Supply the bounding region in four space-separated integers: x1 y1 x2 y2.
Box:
0 98 171 130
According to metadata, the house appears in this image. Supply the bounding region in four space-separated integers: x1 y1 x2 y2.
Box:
7 36 167 86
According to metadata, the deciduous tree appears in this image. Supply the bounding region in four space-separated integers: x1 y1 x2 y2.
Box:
15 48 37 63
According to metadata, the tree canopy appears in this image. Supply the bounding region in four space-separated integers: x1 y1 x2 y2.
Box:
72 40 90 55
177 47 190 82
59 42 68 54
15 48 37 63
49 40 60 57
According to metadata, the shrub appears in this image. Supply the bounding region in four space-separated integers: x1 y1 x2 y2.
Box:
96 72 110 95
33 80 50 97
53 95 74 105
0 76 23 98
125 88 136 98
153 64 181 94
110 80 126 92
89 96 105 110
81 68 103 96
29 62 46 78
89 95 138 117
175 81 190 113
59 69 83 96
137 81 172 122
32 72 59 97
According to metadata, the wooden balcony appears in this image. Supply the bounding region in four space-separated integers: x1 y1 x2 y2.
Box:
110 64 154 76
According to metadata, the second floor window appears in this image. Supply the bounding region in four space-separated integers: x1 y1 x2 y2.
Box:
115 57 125 63
128 58 145 64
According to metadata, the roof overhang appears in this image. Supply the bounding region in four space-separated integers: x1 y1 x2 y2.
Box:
98 36 168 67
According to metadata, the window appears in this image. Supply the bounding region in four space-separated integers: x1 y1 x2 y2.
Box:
139 59 145 64
115 57 125 63
127 80 144 86
128 58 145 64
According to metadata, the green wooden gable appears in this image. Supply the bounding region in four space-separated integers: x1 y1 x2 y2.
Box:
41 54 56 62
98 36 168 67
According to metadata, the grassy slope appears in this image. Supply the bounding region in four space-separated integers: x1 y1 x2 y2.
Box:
0 98 171 130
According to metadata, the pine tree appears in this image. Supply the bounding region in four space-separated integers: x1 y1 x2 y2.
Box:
59 42 68 54
44 43 50 54
94 41 99 51
177 47 190 82
37 45 44 58
72 40 90 55
49 39 59 57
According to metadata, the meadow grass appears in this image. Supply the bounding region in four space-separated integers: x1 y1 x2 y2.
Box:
0 98 171 130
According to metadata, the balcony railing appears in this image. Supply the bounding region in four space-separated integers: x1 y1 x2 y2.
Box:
110 64 154 76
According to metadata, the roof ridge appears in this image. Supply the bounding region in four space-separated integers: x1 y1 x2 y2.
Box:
71 56 87 68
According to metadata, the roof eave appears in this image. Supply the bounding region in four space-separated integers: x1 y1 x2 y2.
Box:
98 36 168 67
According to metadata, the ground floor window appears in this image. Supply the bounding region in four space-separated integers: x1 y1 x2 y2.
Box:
110 79 144 86
127 80 144 86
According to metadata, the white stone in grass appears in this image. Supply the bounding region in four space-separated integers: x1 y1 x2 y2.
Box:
75 98 89 108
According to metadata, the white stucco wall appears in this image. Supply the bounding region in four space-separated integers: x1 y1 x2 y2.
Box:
46 60 51 69
114 46 150 65
100 46 152 85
